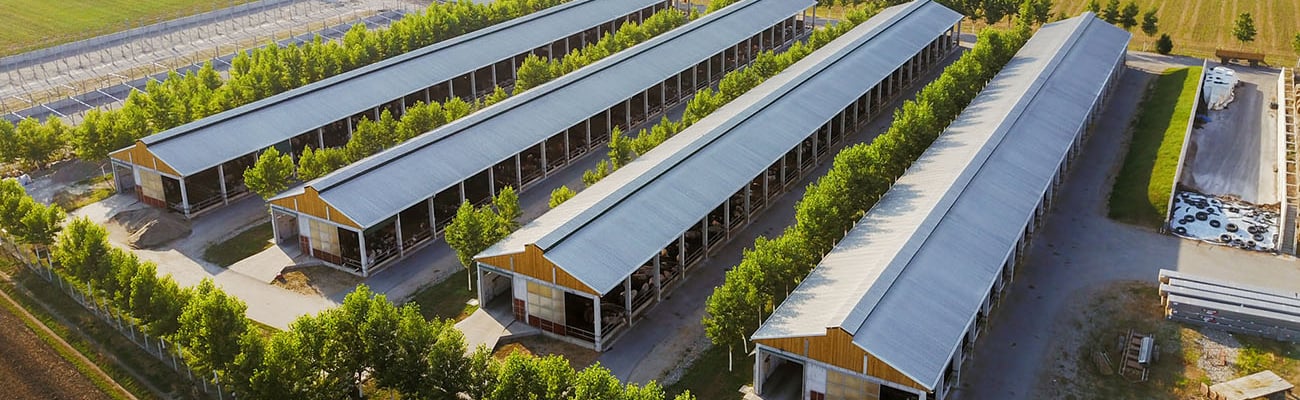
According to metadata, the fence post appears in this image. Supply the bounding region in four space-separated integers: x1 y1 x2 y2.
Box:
215 371 224 400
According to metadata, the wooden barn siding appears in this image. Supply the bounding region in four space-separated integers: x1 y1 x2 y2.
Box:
477 244 599 296
268 186 362 229
110 141 181 177
754 328 928 391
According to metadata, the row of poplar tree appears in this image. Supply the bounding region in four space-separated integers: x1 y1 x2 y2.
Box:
547 4 884 209
241 7 693 200
0 0 571 171
702 13 1037 359
2 176 698 398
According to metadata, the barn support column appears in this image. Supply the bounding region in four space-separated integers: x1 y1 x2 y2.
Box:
179 178 191 218
395 217 405 258
624 278 633 324
593 296 604 351
358 230 369 277
653 254 663 302
218 165 229 206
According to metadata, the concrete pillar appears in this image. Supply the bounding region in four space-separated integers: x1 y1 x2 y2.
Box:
624 278 633 322
178 178 191 217
653 254 662 302
218 165 228 206
358 229 369 276
593 296 603 350
395 216 404 257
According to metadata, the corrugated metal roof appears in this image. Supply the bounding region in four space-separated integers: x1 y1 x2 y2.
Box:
478 0 961 295
289 0 816 228
751 13 1130 390
137 0 662 176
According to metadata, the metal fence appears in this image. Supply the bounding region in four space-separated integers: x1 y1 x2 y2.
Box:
4 242 234 400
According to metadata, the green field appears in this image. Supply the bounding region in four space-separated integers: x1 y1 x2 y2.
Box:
1108 66 1201 228
1039 1 1298 64
0 0 254 57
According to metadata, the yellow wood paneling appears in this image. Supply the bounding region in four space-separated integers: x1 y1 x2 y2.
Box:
754 328 928 392
476 244 598 296
269 186 361 229
109 141 180 176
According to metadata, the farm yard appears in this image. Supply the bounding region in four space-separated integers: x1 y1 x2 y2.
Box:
1052 0 1298 64
0 0 255 56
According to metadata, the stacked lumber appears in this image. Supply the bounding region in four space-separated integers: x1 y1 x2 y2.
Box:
1158 269 1300 342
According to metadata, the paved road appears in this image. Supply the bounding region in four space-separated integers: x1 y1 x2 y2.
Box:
954 54 1300 400
4 9 410 124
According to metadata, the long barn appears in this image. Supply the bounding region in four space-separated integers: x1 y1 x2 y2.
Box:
750 13 1129 400
473 0 962 352
267 0 816 276
108 0 671 217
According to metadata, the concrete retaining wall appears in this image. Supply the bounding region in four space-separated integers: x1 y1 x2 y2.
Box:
1163 60 1208 229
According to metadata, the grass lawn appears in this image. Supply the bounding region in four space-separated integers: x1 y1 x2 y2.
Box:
1108 66 1201 228
1051 0 1300 65
201 221 273 267
407 272 479 322
0 0 254 56
53 174 115 212
665 345 752 400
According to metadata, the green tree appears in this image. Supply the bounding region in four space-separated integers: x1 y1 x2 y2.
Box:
1141 9 1160 38
1232 13 1257 47
445 201 496 278
1119 1 1140 31
1085 0 1101 13
982 0 1014 25
1293 32 1300 56
297 147 349 181
51 217 114 284
1156 33 1174 54
549 185 576 208
1102 0 1120 23
492 186 522 230
14 117 64 169
583 159 610 187
19 203 66 261
244 147 294 199
607 127 635 169
514 54 554 93
177 278 251 372
72 110 128 160
484 86 510 107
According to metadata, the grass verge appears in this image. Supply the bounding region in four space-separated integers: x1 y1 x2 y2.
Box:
1 0 255 56
201 221 273 267
407 272 478 322
665 345 752 400
1108 66 1201 228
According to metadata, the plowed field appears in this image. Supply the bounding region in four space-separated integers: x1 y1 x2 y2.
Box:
0 304 112 400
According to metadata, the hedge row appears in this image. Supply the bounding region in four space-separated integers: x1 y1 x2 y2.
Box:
548 5 882 207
